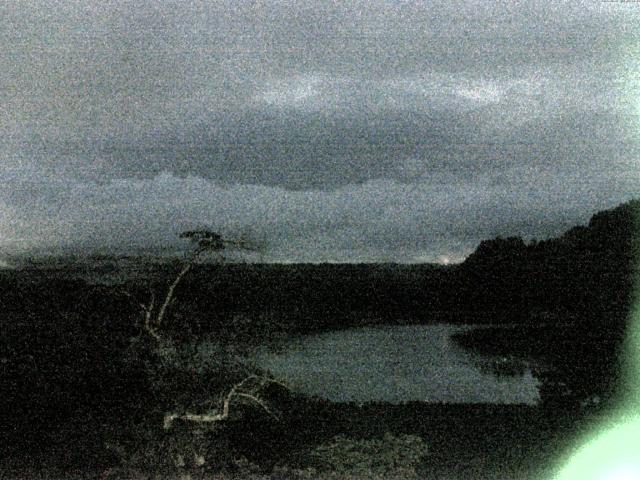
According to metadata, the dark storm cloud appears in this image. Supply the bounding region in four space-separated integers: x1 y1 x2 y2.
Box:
1 1 639 261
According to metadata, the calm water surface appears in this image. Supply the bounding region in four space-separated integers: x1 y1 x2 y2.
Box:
251 324 540 404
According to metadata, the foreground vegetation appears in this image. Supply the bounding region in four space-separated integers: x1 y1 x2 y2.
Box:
0 269 625 479
2 199 638 478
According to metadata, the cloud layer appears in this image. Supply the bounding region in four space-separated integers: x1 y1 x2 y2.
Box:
3 167 638 262
1 1 639 261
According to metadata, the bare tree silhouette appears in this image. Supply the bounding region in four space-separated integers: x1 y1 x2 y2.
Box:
125 229 284 431
137 229 264 342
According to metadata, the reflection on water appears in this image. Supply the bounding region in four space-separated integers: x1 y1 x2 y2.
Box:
250 324 540 404
473 355 530 378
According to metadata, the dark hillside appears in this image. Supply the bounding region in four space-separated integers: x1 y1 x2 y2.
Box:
457 199 639 326
453 199 640 408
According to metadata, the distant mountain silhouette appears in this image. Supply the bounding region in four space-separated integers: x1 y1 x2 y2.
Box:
464 199 639 270
458 199 639 325
463 236 528 266
455 200 639 408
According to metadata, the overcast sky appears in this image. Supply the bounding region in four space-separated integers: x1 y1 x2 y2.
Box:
1 0 639 263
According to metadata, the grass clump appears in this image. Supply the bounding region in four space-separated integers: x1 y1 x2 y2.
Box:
294 432 428 479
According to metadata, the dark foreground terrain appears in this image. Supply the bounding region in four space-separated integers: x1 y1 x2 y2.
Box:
2 199 638 478
4 398 599 480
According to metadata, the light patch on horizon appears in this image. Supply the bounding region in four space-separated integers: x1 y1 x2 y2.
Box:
438 255 451 265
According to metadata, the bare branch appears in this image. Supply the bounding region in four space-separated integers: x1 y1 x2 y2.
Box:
234 393 279 420
221 375 259 418
162 375 287 429
163 412 225 429
143 291 162 342
156 262 192 328
258 376 289 391
119 289 151 314
89 285 164 342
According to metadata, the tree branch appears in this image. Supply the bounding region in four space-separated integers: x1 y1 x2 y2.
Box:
155 262 192 329
163 375 286 429
143 291 162 342
234 393 279 420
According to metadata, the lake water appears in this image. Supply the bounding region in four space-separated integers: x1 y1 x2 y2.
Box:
251 324 540 404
